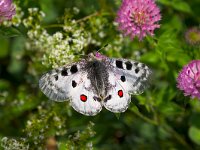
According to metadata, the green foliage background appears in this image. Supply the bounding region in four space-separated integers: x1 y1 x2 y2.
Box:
0 0 200 149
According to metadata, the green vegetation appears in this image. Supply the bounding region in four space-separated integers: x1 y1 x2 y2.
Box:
0 0 200 149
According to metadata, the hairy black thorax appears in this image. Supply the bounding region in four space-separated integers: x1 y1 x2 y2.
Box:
85 60 109 98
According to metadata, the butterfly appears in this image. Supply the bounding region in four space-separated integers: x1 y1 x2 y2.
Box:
39 52 151 116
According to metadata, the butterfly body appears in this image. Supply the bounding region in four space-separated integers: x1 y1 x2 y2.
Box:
83 59 110 100
39 52 151 116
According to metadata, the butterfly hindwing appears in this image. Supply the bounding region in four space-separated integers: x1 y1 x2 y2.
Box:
69 74 102 116
103 71 131 113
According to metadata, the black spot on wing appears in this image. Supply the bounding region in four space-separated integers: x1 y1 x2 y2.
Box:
125 61 132 70
70 65 78 74
61 68 68 76
72 80 77 88
104 95 112 102
141 63 146 68
120 76 126 82
116 60 123 69
93 96 101 102
134 62 139 66
135 68 140 73
54 75 58 81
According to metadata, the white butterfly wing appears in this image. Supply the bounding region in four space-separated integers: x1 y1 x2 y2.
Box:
110 58 151 94
103 71 131 113
69 74 102 116
39 62 81 101
103 58 151 113
39 62 102 116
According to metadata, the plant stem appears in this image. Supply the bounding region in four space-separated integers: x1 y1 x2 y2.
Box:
43 24 64 28
43 12 99 28
131 107 158 125
163 124 192 150
76 11 99 23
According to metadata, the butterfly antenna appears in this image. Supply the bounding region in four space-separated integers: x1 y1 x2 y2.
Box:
96 44 108 53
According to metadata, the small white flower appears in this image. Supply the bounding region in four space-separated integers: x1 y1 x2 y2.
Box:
40 11 45 17
99 31 105 38
54 32 63 40
73 7 80 14
53 116 60 121
27 121 32 126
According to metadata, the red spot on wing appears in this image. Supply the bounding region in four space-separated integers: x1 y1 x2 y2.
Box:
80 94 87 102
118 90 123 98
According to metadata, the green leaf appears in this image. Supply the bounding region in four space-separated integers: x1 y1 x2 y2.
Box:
189 113 200 128
40 0 58 22
0 80 10 90
155 29 190 65
172 0 192 14
157 0 171 5
156 30 178 60
158 0 192 14
0 27 21 37
159 102 183 116
58 141 67 150
0 37 9 58
188 126 200 145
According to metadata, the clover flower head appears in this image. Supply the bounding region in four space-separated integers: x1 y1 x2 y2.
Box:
116 0 161 40
0 0 15 23
185 27 200 46
177 60 200 99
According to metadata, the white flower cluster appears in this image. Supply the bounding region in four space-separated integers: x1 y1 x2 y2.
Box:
86 121 95 137
46 29 91 68
24 8 91 68
25 104 67 146
23 8 45 28
26 28 91 68
86 142 93 150
1 137 29 150
84 16 124 52
66 121 95 149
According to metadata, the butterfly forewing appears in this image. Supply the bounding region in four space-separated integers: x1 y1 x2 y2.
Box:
110 58 151 94
39 62 83 101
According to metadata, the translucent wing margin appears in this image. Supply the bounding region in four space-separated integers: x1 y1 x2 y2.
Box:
39 62 83 101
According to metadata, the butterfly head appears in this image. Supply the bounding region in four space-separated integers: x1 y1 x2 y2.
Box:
88 52 107 61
